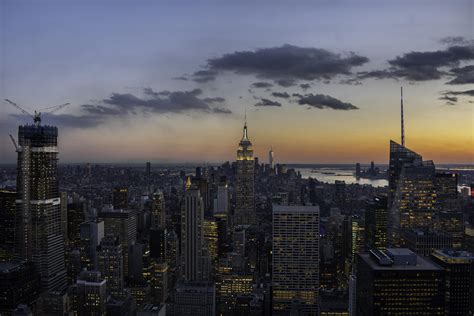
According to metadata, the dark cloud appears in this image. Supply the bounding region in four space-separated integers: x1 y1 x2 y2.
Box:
213 107 232 114
439 95 458 103
251 82 273 88
12 113 103 129
296 93 358 110
81 105 122 115
173 76 189 81
359 44 474 81
272 92 290 98
442 89 474 96
275 78 296 87
447 65 474 84
292 93 303 98
203 97 225 103
82 88 231 117
440 36 474 46
192 70 218 83
300 83 311 90
143 88 171 97
205 44 368 83
254 98 282 107
339 78 362 85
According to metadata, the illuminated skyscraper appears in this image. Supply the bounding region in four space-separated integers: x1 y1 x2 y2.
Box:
272 204 320 315
14 121 67 291
388 140 422 207
365 196 387 250
97 235 124 296
151 191 166 229
113 187 129 209
99 209 137 277
72 270 107 316
235 120 255 226
431 249 474 315
356 248 445 316
182 186 210 282
389 157 436 246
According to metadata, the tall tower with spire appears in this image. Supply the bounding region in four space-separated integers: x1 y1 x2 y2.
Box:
269 147 274 170
234 118 256 226
400 86 405 147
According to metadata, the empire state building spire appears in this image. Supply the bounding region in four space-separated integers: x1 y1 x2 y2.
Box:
242 110 249 141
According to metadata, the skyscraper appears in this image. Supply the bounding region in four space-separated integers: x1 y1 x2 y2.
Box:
14 120 67 291
99 209 137 277
214 177 229 215
356 248 445 316
388 140 422 207
234 120 255 226
389 156 437 246
0 189 16 261
80 220 104 270
72 270 107 316
113 187 129 209
272 204 320 315
182 186 209 282
365 196 387 250
430 249 474 315
97 235 124 296
268 147 274 169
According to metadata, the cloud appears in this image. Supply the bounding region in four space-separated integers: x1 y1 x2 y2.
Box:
254 98 282 107
213 107 232 114
296 93 358 110
300 83 311 90
440 36 474 46
447 65 474 84
275 78 296 87
192 70 218 83
82 88 231 117
442 89 474 96
358 43 474 82
204 44 368 83
439 95 458 103
272 92 290 98
11 113 103 129
203 97 226 103
339 78 363 85
173 76 189 81
251 82 274 88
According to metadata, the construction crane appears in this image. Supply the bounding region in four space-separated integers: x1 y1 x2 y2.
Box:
4 99 70 126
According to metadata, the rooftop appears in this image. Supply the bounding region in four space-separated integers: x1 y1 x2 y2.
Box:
360 248 442 271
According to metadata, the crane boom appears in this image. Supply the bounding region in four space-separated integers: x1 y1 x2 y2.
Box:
5 98 70 126
9 134 19 151
46 103 70 114
4 99 33 117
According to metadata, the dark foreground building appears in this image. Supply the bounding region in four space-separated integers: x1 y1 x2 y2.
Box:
356 248 445 315
0 261 41 313
431 249 474 315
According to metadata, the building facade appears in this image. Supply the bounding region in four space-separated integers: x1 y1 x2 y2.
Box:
14 122 67 291
272 204 320 315
234 121 255 226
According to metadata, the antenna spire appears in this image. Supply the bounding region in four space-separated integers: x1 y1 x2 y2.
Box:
401 86 405 147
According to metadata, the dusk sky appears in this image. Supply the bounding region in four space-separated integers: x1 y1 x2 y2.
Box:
1 0 473 164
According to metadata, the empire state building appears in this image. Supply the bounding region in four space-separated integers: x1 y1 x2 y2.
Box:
234 120 256 226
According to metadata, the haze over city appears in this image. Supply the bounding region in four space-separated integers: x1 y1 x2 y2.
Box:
1 0 473 164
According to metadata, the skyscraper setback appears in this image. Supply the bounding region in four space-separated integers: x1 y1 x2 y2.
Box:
234 120 255 226
14 120 67 291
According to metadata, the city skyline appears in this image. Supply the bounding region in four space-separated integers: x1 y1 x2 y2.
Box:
1 0 473 164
